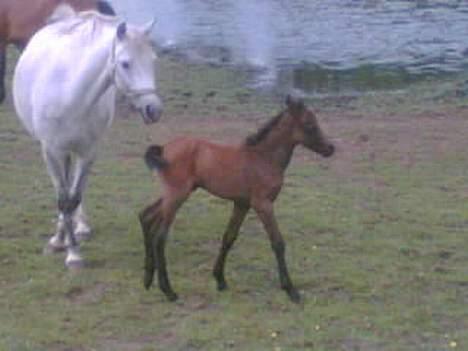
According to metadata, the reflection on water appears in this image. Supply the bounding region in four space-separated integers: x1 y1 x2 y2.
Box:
111 0 468 93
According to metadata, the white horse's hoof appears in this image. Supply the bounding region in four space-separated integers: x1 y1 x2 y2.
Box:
44 235 66 254
43 244 64 255
75 229 92 242
66 257 84 270
75 222 92 242
66 260 84 270
65 248 84 269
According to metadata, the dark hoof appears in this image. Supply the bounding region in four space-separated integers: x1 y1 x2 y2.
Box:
217 280 228 291
165 291 178 302
144 269 154 289
286 288 301 304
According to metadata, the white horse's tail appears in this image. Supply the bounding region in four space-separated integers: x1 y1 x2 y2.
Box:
47 4 77 24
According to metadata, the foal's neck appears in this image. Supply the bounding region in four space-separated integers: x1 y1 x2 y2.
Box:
249 117 297 171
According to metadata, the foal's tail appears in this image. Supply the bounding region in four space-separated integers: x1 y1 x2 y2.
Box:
144 145 169 171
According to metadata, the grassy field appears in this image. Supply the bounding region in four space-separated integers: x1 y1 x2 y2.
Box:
1 53 468 351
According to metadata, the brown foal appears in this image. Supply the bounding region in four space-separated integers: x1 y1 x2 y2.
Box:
139 96 335 303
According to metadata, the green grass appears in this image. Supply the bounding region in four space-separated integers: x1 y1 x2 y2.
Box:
1 54 467 351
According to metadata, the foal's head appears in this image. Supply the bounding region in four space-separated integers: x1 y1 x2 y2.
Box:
113 20 163 124
286 96 335 157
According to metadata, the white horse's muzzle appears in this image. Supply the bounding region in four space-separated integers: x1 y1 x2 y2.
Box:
124 89 163 124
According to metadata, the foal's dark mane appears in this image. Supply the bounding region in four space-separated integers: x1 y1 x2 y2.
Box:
245 111 285 146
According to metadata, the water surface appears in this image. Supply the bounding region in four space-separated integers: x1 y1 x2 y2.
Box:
111 0 468 93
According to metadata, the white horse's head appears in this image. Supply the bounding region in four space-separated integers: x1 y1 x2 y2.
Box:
112 20 163 124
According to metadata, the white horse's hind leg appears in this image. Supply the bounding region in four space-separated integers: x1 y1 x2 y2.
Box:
74 204 92 241
45 213 67 253
65 150 96 259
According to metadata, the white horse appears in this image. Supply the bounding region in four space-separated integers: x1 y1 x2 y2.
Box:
13 6 163 268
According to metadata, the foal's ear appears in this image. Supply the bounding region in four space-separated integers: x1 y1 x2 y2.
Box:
143 18 157 36
285 95 305 114
117 22 127 41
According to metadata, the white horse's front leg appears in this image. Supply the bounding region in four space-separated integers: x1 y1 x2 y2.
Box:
45 153 71 253
42 147 83 267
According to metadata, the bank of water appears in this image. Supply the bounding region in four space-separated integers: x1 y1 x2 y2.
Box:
112 0 468 95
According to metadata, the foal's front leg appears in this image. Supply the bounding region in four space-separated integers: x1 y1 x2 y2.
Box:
253 200 301 303
153 190 191 302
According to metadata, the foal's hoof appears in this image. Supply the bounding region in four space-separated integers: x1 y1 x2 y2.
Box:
286 288 301 304
216 280 228 291
143 270 154 290
165 291 178 302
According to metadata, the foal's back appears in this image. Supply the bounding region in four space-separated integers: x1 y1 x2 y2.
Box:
155 137 254 200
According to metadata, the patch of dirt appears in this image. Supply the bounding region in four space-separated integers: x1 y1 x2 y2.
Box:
65 283 110 304
340 337 386 351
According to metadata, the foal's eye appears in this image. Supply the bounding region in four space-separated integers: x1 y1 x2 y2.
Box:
121 61 130 70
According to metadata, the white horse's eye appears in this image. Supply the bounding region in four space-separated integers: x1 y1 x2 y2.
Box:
121 61 130 70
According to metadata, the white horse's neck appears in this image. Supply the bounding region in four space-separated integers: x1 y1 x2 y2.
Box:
76 29 116 110
54 16 118 115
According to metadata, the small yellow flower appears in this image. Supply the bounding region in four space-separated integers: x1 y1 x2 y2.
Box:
315 325 320 331
449 341 457 348
274 347 281 351
271 331 278 338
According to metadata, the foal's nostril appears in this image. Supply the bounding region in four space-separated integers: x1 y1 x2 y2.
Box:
323 144 335 157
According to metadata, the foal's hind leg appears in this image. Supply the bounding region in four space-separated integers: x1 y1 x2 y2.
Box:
213 202 249 291
139 199 163 289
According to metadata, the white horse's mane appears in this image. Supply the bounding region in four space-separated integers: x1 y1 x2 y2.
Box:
47 4 119 35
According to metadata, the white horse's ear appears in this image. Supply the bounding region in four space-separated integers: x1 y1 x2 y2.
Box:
143 18 157 36
117 22 127 41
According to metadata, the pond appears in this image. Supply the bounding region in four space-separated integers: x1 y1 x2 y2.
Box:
111 0 468 94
